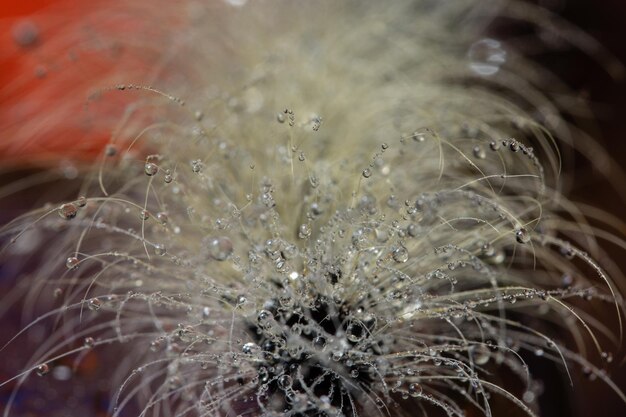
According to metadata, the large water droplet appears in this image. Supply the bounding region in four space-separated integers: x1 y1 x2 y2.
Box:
515 227 530 244
392 246 409 263
208 236 233 261
58 203 78 220
468 38 506 76
472 344 491 365
35 363 49 376
144 162 158 176
65 256 79 270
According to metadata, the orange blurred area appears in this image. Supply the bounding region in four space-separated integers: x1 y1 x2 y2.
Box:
0 0 57 18
0 0 171 167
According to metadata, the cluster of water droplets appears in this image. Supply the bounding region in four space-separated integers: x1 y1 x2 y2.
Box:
1 1 623 416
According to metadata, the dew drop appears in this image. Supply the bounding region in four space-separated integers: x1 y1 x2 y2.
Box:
191 160 203 173
76 196 87 207
208 236 233 261
407 224 419 237
472 146 486 159
468 38 506 76
84 337 95 348
144 162 158 176
313 336 327 350
412 131 426 142
515 228 530 244
154 244 167 256
88 298 102 311
257 310 274 327
58 203 78 220
156 212 168 225
522 391 535 403
276 113 286 123
105 144 117 157
346 321 365 343
12 20 39 48
408 383 422 397
362 168 372 178
66 256 79 270
35 363 49 376
298 223 312 239
392 246 409 263
472 345 491 365
242 342 261 355
278 374 292 390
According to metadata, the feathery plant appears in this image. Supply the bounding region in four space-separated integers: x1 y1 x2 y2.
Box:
1 0 625 416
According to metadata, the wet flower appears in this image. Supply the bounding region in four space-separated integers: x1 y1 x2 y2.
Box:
1 1 625 416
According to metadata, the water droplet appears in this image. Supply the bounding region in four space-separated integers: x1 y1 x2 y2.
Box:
392 246 409 263
88 298 102 311
58 203 78 220
144 162 158 176
468 38 506 76
362 168 372 178
381 143 389 150
105 144 117 156
139 210 150 221
208 236 233 261
278 374 292 390
408 383 422 397
473 146 486 159
346 321 365 343
35 363 49 376
191 160 203 173
242 342 261 355
66 256 79 270
489 140 500 151
522 391 535 403
560 245 575 260
76 196 87 207
12 20 39 48
84 337 95 348
257 310 274 327
412 131 426 142
154 244 166 256
515 228 530 244
472 345 491 365
298 152 305 162
298 223 311 239
156 212 168 225
313 336 326 350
